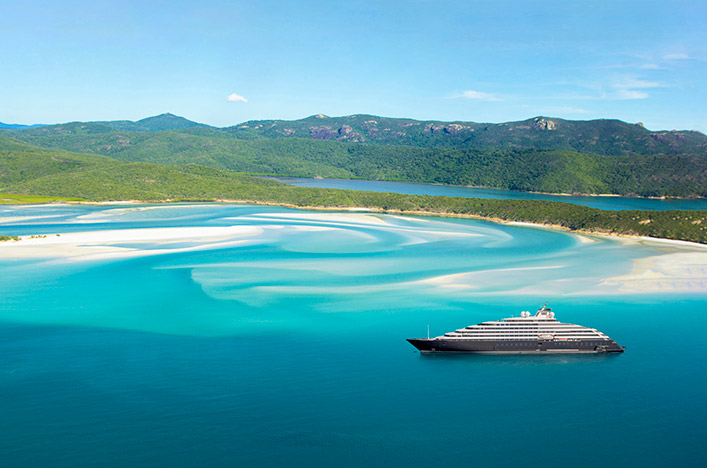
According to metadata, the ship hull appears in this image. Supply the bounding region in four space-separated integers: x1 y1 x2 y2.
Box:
407 338 624 354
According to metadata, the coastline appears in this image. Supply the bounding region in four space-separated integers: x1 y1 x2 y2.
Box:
271 176 707 201
2 197 707 248
1 203 706 295
217 199 707 248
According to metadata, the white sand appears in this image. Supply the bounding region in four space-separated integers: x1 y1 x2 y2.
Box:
342 207 374 212
600 252 707 293
414 248 707 295
614 235 707 250
0 226 263 261
1 216 48 224
573 234 599 244
241 212 392 226
0 214 65 224
505 221 556 230
238 212 481 242
74 204 211 222
4 208 706 294
416 265 564 289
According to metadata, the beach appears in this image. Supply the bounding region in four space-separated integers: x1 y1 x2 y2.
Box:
2 205 706 295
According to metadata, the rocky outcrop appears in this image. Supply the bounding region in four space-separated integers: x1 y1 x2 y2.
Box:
533 118 556 130
308 125 364 142
444 123 466 134
309 126 338 139
424 123 470 134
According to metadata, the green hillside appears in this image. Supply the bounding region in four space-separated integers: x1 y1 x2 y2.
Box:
1 135 706 244
98 113 209 132
4 125 707 197
223 114 707 156
9 112 707 156
0 135 285 201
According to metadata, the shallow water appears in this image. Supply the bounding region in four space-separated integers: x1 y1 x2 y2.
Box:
273 177 707 211
0 204 705 467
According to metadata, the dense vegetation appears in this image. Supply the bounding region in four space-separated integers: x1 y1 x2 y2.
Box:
9 112 707 155
224 114 707 156
1 135 706 244
0 193 82 204
5 124 707 198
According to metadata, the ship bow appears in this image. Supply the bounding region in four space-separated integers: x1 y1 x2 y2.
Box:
407 338 436 352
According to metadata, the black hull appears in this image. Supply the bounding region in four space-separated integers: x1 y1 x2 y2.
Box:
407 338 625 354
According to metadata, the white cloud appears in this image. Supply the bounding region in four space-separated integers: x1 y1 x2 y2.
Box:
610 77 661 100
615 77 661 89
456 90 501 101
663 53 691 60
226 93 248 103
549 106 591 115
613 89 649 100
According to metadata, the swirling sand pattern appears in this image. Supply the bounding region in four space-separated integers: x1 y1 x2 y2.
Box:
0 204 706 334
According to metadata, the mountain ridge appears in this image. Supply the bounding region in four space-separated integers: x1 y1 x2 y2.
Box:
0 122 46 130
2 134 707 244
4 113 705 156
3 112 707 198
97 113 210 132
223 114 707 155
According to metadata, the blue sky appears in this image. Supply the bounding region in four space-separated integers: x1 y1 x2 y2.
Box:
2 0 706 131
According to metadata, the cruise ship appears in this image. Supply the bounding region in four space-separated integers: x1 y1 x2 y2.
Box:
407 304 625 354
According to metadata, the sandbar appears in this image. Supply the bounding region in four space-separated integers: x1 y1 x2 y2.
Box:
0 226 263 261
600 252 707 293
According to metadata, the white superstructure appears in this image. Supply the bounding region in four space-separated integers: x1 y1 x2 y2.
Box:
440 304 610 343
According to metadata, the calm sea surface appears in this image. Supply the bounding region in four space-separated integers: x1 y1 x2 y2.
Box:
0 204 705 467
272 177 707 211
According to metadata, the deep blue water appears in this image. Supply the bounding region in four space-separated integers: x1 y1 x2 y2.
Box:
272 177 707 211
1 204 705 467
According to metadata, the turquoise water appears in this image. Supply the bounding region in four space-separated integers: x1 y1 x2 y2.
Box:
273 177 707 211
1 204 706 467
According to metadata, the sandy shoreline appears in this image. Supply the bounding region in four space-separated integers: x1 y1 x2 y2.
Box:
2 206 706 294
3 198 707 248
226 200 707 248
276 177 707 201
0 225 264 261
600 252 707 293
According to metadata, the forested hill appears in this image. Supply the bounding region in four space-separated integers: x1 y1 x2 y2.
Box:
0 122 44 130
5 113 707 156
3 124 706 198
97 113 210 132
223 114 707 156
3 113 707 197
2 135 707 244
1 113 207 135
